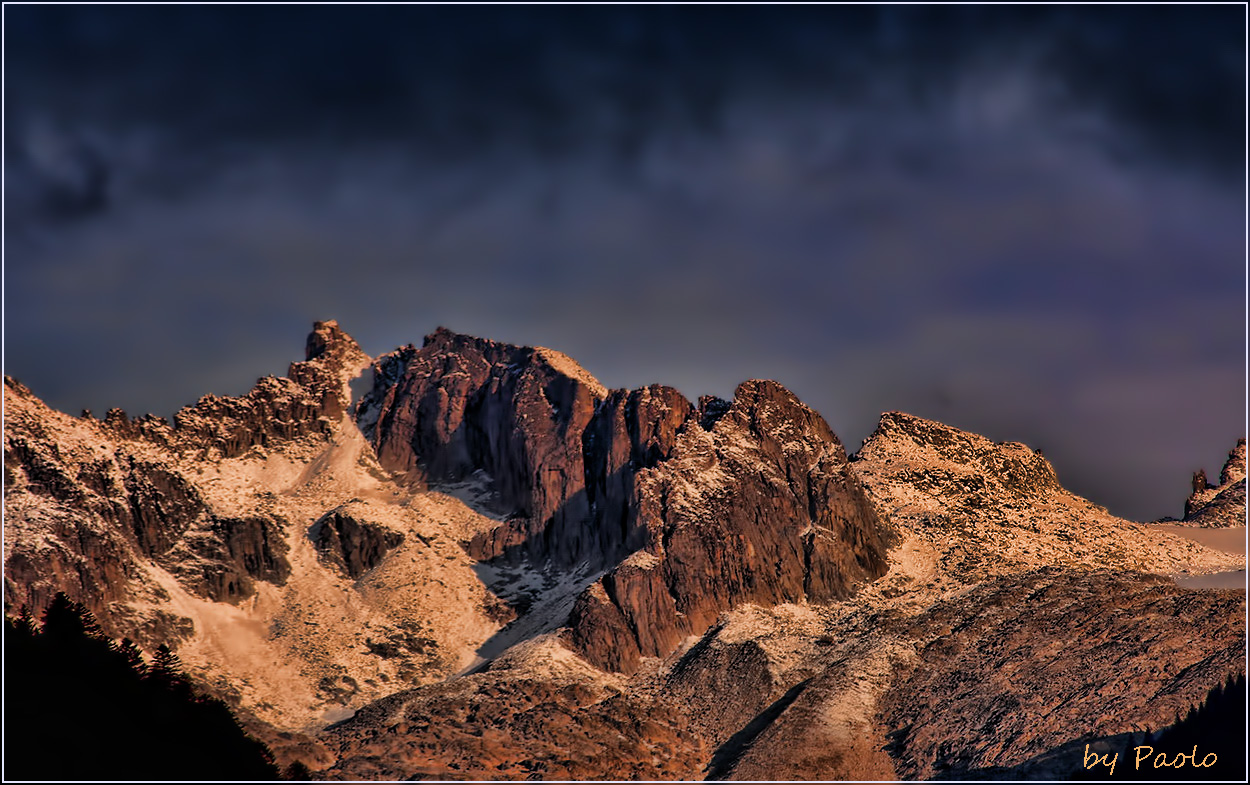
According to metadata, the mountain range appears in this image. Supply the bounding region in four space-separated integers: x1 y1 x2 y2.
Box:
3 321 1244 780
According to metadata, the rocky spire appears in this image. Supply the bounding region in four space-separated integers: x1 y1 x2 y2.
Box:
1220 438 1247 486
1184 438 1247 525
157 320 369 458
287 319 371 419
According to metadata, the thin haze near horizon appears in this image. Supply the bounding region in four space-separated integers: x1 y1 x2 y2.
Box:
4 5 1245 522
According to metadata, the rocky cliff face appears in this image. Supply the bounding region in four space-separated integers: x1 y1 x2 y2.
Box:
363 330 891 674
569 380 889 673
367 328 608 567
3 376 294 641
1183 438 1247 527
3 320 368 629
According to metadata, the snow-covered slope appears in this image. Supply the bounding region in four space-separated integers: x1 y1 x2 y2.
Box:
850 411 1242 586
4 322 509 731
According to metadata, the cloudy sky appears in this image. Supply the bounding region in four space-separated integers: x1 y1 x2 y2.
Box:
4 4 1244 521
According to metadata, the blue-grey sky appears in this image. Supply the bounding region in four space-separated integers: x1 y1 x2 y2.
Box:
4 5 1245 521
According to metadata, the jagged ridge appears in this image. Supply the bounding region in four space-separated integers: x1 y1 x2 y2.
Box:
359 329 891 673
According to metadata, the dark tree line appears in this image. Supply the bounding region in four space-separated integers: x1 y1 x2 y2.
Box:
1133 671 1247 780
4 594 282 781
1093 671 1247 781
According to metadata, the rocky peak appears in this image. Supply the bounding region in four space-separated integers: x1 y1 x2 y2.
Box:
854 411 1060 501
370 328 608 564
304 319 346 362
287 320 371 420
1183 437 1247 526
82 321 371 459
359 331 890 674
1220 438 1246 486
568 378 889 674
4 374 35 402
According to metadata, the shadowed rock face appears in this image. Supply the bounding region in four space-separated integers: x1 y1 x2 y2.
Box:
569 380 890 674
580 384 695 560
312 509 405 579
354 344 418 444
369 328 607 566
365 331 890 674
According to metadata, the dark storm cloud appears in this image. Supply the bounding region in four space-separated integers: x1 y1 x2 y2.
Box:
4 5 1244 521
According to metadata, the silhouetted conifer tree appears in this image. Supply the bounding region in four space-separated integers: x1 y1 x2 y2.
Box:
3 593 279 780
117 637 148 677
282 760 315 780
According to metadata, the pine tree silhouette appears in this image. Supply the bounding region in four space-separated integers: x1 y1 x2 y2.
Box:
3 593 279 781
117 637 148 677
282 760 315 780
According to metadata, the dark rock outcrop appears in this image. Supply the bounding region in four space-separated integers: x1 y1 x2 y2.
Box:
176 515 292 603
569 380 890 674
123 459 209 557
311 508 405 579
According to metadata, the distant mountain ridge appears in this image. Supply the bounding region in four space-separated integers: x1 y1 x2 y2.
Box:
3 321 1244 779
